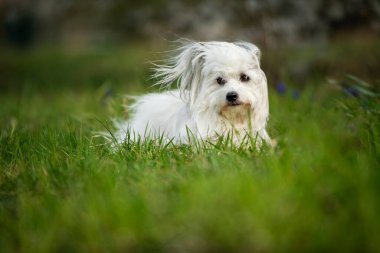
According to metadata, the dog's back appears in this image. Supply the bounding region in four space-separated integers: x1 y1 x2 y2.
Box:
115 90 194 143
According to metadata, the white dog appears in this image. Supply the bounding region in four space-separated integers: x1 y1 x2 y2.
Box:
111 41 272 146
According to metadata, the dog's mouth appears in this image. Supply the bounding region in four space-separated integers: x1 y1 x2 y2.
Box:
226 101 251 107
219 102 252 123
228 101 242 106
220 101 252 114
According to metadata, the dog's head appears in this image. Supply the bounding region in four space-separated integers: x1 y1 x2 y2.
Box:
153 41 269 128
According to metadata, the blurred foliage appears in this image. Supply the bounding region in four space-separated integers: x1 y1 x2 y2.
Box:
1 0 379 46
0 44 157 93
1 38 379 94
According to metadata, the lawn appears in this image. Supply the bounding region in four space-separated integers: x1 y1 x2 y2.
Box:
0 43 379 252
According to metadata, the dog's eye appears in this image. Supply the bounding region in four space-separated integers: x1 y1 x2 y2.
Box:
216 77 226 85
240 74 250 82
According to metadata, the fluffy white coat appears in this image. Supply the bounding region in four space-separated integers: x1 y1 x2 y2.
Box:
113 41 272 146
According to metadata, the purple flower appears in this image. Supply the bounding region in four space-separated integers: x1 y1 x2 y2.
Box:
101 87 114 107
342 84 359 97
291 89 300 100
275 81 286 95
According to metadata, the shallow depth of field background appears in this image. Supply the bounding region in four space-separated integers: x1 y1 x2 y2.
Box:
1 1 380 252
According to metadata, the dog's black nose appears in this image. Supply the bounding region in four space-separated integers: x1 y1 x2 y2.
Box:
226 91 239 102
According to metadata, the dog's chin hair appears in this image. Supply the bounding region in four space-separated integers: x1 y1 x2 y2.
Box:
108 41 272 147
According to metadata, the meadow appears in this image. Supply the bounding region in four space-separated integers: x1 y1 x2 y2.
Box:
0 42 379 252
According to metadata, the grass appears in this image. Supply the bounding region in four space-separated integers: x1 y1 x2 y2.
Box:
0 44 380 252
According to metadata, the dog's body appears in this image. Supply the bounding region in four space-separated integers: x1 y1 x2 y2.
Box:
113 41 272 146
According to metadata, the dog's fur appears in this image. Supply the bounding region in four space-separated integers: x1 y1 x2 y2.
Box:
112 41 272 146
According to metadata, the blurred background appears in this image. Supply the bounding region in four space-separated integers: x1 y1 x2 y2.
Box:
0 0 379 93
2 2 380 252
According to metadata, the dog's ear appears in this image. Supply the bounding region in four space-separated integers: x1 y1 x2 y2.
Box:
234 41 261 63
152 41 205 104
